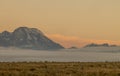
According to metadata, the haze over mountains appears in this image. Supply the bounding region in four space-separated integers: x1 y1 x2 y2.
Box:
0 27 64 50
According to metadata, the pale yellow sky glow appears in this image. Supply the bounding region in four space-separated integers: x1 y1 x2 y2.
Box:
0 0 120 47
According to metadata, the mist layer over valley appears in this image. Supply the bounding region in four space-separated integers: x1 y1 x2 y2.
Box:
0 47 120 62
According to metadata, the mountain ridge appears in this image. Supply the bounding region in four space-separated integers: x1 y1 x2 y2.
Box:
0 27 64 50
84 43 118 48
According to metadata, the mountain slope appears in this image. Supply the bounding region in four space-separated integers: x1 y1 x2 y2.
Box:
0 27 64 50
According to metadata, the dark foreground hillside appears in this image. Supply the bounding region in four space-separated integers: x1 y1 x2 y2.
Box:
0 62 120 76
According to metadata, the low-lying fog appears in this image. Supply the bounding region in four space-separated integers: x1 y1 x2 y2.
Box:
0 47 120 62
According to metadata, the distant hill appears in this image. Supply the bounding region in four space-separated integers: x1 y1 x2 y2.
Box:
68 46 78 49
0 27 64 50
84 43 117 48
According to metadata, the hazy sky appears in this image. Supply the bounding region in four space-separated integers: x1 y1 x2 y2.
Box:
0 0 120 47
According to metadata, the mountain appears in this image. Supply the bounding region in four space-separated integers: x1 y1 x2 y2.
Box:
68 46 78 49
0 27 64 50
84 43 117 48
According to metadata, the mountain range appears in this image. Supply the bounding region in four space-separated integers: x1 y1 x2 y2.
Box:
0 27 64 50
84 43 117 48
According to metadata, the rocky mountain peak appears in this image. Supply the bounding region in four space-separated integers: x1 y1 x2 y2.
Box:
1 31 11 36
0 27 64 50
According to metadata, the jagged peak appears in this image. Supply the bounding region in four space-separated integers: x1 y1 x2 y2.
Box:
31 28 44 35
13 27 30 32
13 27 44 35
1 31 11 35
2 31 10 33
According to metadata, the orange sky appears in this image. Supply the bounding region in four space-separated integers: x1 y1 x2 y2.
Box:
47 34 120 48
0 0 120 48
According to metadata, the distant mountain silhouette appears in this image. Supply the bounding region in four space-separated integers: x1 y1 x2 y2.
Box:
68 46 78 49
0 27 64 50
84 43 117 48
